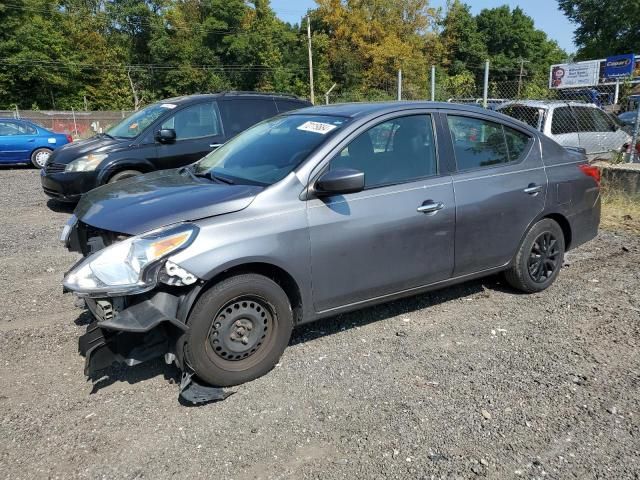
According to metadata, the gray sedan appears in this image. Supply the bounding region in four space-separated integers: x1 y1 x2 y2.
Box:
62 102 601 392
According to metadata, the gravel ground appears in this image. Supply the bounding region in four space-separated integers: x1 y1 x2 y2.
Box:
0 167 639 479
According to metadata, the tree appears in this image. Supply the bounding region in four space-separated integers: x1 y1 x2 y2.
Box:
558 0 640 59
439 1 487 75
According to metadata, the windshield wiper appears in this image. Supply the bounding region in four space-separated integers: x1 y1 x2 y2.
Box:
191 168 235 185
209 173 235 185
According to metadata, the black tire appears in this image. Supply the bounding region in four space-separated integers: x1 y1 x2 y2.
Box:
30 148 52 168
184 274 294 387
505 218 565 293
108 169 142 183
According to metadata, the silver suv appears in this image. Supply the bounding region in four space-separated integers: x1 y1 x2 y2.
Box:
497 101 631 160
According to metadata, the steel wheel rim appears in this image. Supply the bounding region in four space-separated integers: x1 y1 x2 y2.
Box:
528 232 560 283
35 150 50 167
206 296 276 368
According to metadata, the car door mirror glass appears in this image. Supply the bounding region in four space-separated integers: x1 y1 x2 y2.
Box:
315 169 364 196
156 128 176 144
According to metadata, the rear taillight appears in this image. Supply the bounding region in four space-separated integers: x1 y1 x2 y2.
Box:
578 163 600 185
66 134 73 143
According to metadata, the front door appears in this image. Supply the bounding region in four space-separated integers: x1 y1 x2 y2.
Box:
155 101 225 170
307 113 455 313
445 113 547 276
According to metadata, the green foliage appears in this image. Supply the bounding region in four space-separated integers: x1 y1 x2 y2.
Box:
0 0 576 110
558 0 640 60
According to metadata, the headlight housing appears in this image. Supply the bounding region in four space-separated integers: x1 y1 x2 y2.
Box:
63 223 199 297
65 153 108 172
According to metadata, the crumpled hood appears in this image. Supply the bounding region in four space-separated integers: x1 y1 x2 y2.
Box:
74 168 263 235
48 134 131 164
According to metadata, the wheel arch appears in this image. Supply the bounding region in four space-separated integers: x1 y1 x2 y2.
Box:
542 212 572 250
183 261 304 326
97 158 155 184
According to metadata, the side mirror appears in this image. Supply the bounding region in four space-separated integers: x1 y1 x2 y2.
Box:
315 168 365 196
155 128 176 144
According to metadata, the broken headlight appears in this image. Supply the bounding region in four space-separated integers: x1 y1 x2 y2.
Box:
63 223 199 297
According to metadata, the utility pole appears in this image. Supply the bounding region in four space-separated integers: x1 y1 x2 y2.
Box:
517 58 529 98
483 60 489 108
307 16 315 105
397 69 402 101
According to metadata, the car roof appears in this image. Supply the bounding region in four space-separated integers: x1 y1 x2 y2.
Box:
497 100 599 110
292 101 510 118
158 92 308 105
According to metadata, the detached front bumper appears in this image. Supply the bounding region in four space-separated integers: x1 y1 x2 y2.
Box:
79 290 195 377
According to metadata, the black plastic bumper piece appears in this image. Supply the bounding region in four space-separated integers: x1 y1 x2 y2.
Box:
179 372 234 405
79 322 170 377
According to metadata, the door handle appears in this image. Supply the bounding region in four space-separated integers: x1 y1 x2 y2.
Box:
417 201 444 214
209 143 222 148
524 184 542 195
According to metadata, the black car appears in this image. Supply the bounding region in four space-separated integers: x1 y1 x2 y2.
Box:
41 92 311 202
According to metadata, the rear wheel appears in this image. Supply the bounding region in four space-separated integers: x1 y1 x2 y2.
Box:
108 169 142 183
184 274 294 387
505 218 565 293
31 148 52 168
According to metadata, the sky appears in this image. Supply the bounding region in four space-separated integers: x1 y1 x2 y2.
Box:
270 0 577 53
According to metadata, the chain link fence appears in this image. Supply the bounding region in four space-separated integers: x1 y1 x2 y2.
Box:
325 68 640 163
0 109 132 139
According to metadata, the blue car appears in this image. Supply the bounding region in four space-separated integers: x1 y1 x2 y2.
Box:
0 118 72 168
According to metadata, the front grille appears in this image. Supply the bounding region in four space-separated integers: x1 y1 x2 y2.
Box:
45 162 66 174
76 221 129 256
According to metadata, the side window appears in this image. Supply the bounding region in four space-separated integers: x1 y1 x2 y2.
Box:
572 107 597 132
220 98 278 137
551 107 577 135
275 99 307 113
447 116 509 171
161 102 221 140
504 127 532 162
15 122 37 135
331 114 437 188
591 109 617 132
0 121 20 135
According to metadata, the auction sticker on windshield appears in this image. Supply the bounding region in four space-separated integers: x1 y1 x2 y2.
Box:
160 103 177 109
297 121 338 135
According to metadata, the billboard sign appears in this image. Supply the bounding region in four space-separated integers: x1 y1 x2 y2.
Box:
604 53 635 79
549 60 600 89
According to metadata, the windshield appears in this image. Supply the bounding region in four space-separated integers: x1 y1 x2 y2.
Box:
194 114 349 185
107 102 178 138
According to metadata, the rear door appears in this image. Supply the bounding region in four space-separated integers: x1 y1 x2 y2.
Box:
445 113 547 276
219 97 278 139
154 101 224 170
549 106 581 150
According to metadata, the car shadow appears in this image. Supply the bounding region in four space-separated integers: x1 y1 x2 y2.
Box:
290 274 507 346
0 164 33 171
78 273 513 397
46 199 75 213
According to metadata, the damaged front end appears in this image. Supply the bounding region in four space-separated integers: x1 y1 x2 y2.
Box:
63 217 202 378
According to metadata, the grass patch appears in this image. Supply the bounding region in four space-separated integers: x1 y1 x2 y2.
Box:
601 188 640 235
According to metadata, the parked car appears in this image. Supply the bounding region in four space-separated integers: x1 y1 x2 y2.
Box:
61 101 600 391
497 101 631 160
618 110 638 128
41 92 311 202
0 118 72 168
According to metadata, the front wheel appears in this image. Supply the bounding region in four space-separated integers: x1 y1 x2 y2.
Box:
184 274 294 387
504 218 565 293
108 169 142 183
31 148 52 168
